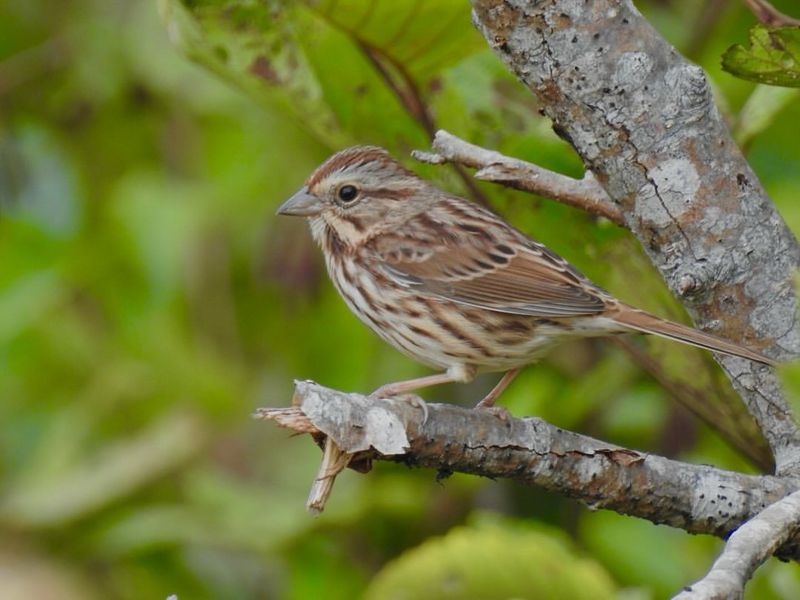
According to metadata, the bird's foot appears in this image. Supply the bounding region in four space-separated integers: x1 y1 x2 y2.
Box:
474 404 512 422
369 387 429 427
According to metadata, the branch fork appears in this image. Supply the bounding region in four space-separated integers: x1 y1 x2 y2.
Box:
412 130 624 226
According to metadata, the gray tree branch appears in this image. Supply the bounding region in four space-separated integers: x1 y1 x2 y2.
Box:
412 130 624 225
257 381 800 560
674 490 800 599
469 0 800 475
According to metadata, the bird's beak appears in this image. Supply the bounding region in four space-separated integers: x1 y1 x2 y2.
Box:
276 187 323 217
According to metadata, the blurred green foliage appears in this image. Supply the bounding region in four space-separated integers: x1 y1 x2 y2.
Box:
1 0 800 598
723 25 800 88
364 514 616 600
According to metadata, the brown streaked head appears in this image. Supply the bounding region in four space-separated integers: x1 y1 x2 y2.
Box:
277 146 432 246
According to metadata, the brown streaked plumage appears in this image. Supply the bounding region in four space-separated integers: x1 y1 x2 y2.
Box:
277 146 776 407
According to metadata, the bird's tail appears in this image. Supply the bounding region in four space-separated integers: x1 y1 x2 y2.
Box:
610 305 776 366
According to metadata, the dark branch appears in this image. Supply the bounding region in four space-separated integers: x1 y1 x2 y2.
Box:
356 41 492 207
744 0 800 27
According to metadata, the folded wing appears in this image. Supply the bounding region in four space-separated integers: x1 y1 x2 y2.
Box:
369 210 607 318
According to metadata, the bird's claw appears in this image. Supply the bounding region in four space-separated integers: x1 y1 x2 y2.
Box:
401 394 429 428
368 388 429 428
368 384 395 400
475 404 512 422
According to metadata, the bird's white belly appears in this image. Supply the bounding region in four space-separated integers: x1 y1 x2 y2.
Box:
327 255 624 373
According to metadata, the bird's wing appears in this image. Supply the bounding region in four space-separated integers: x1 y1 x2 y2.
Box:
368 210 607 318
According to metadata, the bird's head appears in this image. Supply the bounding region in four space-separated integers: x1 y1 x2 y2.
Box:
277 146 431 247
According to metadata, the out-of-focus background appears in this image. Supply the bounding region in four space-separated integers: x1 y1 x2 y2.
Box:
1 0 800 598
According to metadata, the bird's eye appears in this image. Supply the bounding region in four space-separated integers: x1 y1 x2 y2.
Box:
337 185 358 203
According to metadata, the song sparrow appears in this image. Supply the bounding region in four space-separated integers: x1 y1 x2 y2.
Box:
278 146 774 407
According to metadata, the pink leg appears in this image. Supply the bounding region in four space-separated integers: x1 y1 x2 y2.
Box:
370 372 459 399
475 368 521 408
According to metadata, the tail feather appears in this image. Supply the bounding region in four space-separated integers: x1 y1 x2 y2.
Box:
611 305 776 367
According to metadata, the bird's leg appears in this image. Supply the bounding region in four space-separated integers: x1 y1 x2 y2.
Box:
475 368 521 408
370 373 455 399
369 366 476 428
370 365 476 399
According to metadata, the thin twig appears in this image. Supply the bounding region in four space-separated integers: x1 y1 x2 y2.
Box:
357 42 492 207
306 437 352 515
413 130 625 225
357 42 436 136
743 0 800 27
673 490 800 599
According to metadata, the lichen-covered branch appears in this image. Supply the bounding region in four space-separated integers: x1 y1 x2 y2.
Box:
469 0 800 474
674 490 800 599
412 130 623 225
257 381 800 560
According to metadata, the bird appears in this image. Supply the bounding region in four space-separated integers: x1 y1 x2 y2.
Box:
277 145 775 408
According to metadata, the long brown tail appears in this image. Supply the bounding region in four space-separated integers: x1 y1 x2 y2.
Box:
610 305 776 366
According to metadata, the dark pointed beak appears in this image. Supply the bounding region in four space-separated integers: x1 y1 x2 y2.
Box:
276 187 323 217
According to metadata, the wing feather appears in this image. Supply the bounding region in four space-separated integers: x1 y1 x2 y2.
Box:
367 200 607 318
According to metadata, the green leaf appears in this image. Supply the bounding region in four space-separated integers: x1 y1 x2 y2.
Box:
365 516 617 600
309 0 485 80
296 12 426 147
734 84 800 148
722 25 800 88
158 0 345 147
779 359 800 418
160 0 486 151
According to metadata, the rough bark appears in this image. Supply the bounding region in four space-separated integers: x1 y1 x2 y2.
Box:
469 0 800 474
258 382 800 561
674 490 800 599
412 131 623 225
